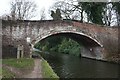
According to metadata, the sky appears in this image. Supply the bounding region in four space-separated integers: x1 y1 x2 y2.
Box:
0 0 56 20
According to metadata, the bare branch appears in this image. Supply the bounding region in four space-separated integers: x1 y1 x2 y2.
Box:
9 0 37 20
40 8 46 20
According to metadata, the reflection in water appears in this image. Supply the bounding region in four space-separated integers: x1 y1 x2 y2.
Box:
41 52 119 78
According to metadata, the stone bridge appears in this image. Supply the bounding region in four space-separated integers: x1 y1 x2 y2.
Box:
2 20 118 61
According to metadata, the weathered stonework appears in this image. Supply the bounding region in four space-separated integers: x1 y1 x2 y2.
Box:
2 20 118 61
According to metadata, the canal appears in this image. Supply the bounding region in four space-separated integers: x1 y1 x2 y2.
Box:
41 52 119 78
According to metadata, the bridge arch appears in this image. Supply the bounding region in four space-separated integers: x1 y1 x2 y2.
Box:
32 31 102 46
32 30 104 59
2 20 118 60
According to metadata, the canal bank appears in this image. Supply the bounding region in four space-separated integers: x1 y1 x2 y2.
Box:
32 51 59 78
41 57 59 78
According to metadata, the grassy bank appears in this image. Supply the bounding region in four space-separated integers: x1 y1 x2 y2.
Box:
2 58 34 68
0 66 2 79
41 58 59 79
2 58 34 78
0 59 2 78
2 68 15 78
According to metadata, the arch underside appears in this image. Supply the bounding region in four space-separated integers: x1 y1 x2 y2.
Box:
33 31 102 47
32 31 104 59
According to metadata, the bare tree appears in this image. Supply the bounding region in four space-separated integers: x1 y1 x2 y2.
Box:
0 14 11 20
39 8 46 20
52 1 118 26
52 0 80 20
51 0 91 22
102 3 118 26
10 0 37 20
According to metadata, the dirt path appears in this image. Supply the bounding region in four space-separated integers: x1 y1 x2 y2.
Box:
3 64 23 78
24 59 42 78
2 59 42 78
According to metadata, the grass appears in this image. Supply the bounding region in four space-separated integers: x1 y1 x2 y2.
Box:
2 58 34 69
41 58 59 79
2 67 15 78
0 67 2 78
0 59 2 77
2 58 34 79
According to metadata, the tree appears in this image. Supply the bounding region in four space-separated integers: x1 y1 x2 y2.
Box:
9 0 37 20
52 1 119 26
52 1 106 24
51 8 62 20
0 14 11 20
34 36 81 56
84 3 106 25
51 11 56 20
112 2 120 26
40 8 46 20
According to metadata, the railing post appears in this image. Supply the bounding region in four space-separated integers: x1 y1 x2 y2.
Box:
17 45 23 59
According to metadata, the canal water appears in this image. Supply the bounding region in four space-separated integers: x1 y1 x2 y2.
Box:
41 52 119 78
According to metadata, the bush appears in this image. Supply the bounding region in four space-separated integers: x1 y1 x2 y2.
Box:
34 36 82 56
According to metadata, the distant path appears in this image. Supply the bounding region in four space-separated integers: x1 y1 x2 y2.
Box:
24 59 42 78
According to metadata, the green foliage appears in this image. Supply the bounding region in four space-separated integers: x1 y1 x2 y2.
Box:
34 42 41 49
112 2 120 26
51 8 62 20
34 36 82 56
113 2 120 14
58 38 81 56
41 58 59 79
0 68 2 77
2 58 34 78
2 68 15 78
81 2 106 25
58 38 69 54
0 59 1 77
53 1 115 26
